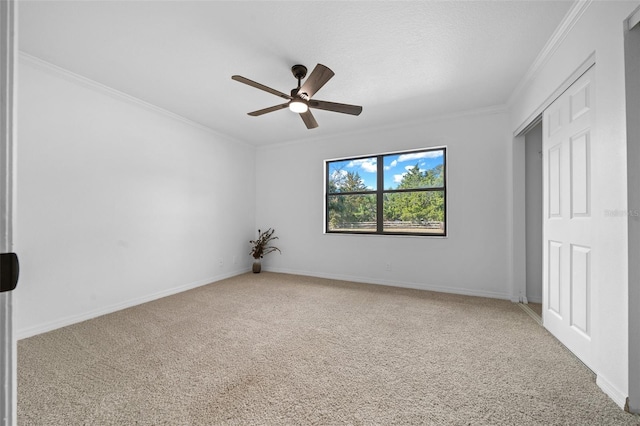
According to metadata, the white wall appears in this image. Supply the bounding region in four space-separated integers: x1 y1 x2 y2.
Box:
509 0 640 408
15 56 255 338
525 123 542 304
255 109 512 299
625 9 640 413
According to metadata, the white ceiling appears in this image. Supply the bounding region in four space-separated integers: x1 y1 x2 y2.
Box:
18 1 574 146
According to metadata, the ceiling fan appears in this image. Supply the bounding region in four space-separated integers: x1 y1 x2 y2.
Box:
232 64 363 129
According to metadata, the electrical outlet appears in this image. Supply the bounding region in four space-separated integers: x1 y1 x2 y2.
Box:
218 257 224 267
385 262 392 271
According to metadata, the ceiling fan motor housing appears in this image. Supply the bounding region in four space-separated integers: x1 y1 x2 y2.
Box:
291 64 308 80
290 88 309 100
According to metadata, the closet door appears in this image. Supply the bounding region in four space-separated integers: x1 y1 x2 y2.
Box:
542 66 595 369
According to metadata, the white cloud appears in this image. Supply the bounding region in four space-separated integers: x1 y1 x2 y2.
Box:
347 158 377 173
404 165 416 171
393 173 407 183
361 162 377 173
397 151 443 162
384 159 398 171
331 169 348 179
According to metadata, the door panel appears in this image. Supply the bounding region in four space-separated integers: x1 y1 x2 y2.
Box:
570 81 591 121
548 240 562 316
548 145 562 218
570 244 590 336
543 66 595 369
570 131 591 217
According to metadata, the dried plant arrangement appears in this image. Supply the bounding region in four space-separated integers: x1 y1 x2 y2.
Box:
250 228 281 260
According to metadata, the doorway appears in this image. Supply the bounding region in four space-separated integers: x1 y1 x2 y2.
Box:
516 120 543 323
524 122 543 318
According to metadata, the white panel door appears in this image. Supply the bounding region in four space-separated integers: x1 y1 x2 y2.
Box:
542 66 594 369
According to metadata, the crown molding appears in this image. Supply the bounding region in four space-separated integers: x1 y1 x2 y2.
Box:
18 51 250 147
507 0 592 107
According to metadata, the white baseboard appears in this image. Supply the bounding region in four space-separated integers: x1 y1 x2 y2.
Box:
518 303 543 325
597 374 628 409
17 268 250 340
264 267 512 300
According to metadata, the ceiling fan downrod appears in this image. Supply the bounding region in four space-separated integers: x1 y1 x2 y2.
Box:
290 64 309 101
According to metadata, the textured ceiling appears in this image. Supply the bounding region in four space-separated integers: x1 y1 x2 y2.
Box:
18 1 574 146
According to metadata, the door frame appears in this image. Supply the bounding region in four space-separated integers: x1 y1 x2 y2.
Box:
0 0 17 424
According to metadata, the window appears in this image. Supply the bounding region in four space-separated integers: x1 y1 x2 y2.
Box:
326 147 446 236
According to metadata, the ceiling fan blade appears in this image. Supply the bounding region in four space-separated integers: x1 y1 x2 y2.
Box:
298 64 334 99
232 75 292 100
299 110 319 129
309 100 363 116
248 103 290 117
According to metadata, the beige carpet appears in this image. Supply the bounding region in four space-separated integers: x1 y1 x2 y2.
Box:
18 272 639 425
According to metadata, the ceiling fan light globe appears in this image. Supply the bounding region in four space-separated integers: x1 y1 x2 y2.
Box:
289 100 308 113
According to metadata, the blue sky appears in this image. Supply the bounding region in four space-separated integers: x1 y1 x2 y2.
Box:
329 149 444 190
